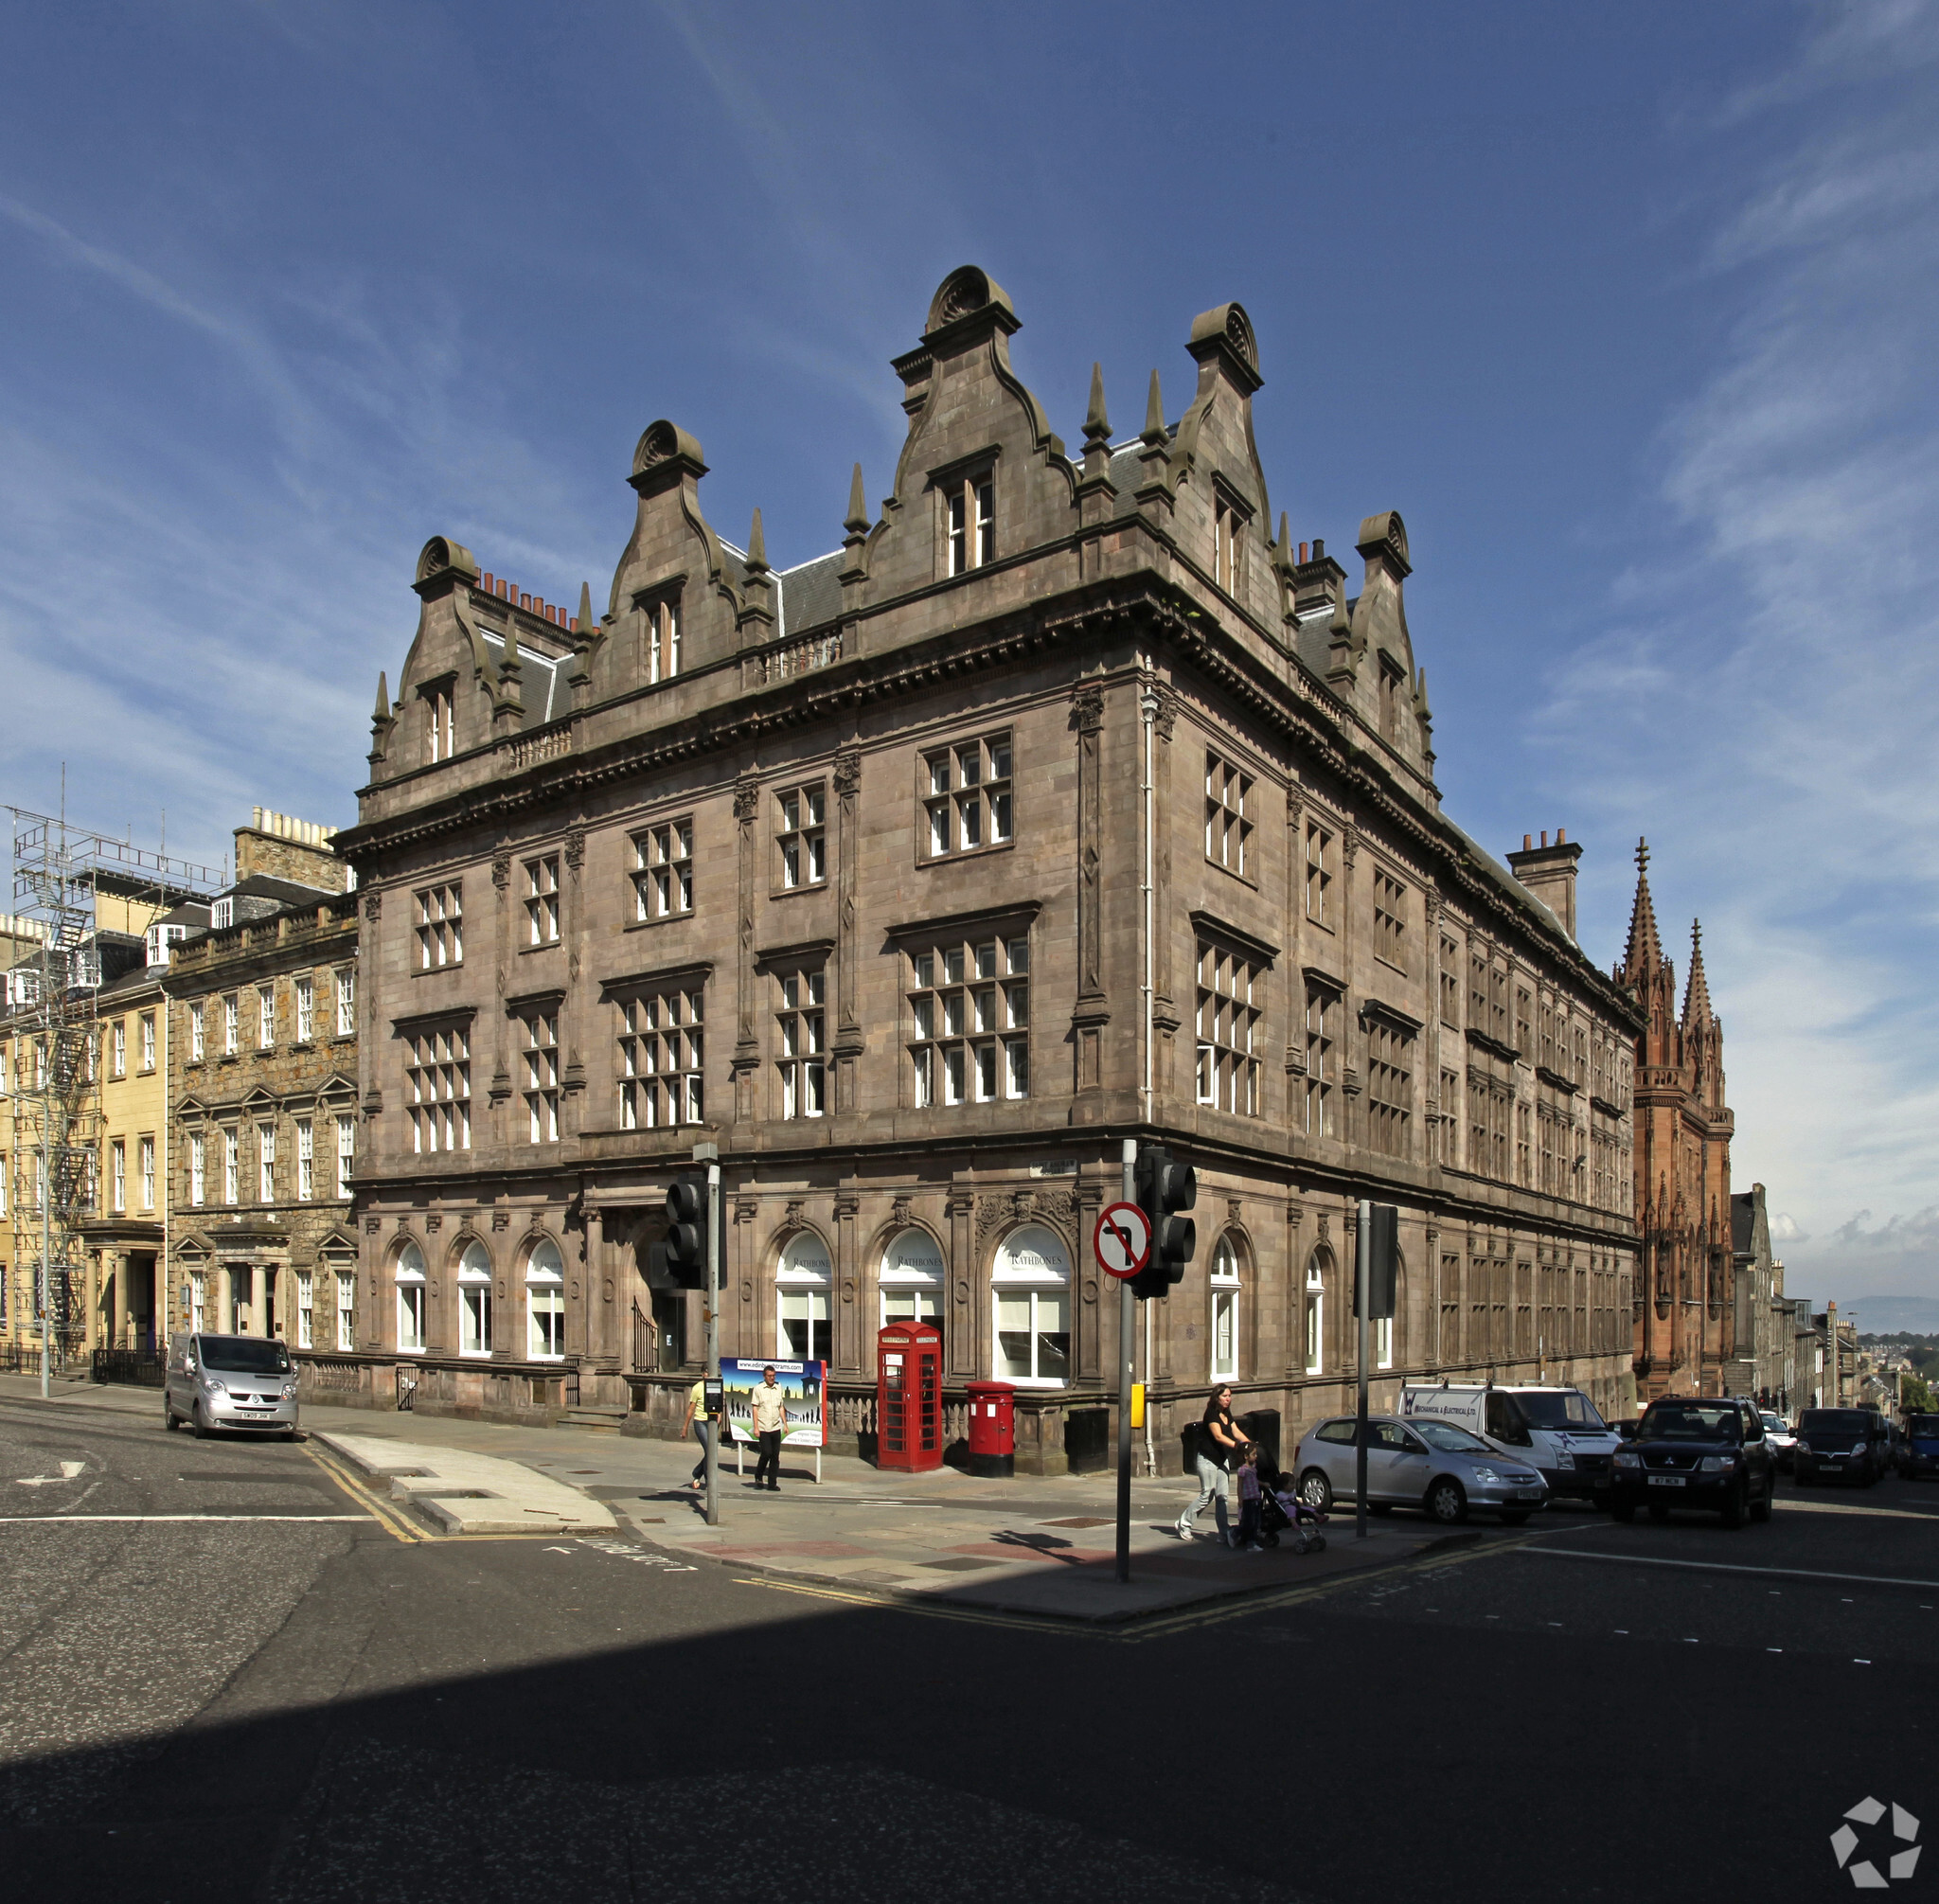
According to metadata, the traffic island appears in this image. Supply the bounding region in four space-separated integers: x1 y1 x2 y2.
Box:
313 1432 617 1537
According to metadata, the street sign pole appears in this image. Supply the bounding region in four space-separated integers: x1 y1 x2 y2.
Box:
1356 1198 1371 1542
1117 1137 1136 1585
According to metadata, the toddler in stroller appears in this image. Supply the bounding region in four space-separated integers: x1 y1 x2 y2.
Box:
1256 1450 1328 1554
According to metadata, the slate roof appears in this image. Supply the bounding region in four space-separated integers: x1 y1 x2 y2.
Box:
479 631 568 726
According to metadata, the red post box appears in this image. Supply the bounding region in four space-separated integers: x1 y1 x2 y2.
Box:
876 1321 944 1472
966 1379 1016 1479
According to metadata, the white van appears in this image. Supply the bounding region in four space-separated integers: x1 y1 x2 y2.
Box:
1399 1382 1618 1505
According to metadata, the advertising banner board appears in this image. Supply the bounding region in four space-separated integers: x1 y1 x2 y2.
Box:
720 1358 827 1447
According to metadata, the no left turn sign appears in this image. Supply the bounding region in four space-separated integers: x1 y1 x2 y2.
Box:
1094 1201 1152 1279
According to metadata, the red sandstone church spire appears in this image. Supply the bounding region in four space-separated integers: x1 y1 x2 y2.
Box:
1619 837 1664 979
1681 917 1714 1032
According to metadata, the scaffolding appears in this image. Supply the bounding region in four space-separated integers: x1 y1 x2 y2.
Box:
5 805 223 1393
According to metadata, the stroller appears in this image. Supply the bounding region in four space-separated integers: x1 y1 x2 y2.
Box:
1256 1454 1327 1554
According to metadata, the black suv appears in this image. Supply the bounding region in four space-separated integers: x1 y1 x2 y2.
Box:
1608 1396 1775 1527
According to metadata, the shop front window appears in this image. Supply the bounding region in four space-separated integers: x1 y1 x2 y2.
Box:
776 1231 832 1362
880 1227 945 1338
458 1240 493 1357
395 1242 426 1354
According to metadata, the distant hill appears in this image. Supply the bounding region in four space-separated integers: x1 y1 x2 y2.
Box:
1839 1295 1939 1335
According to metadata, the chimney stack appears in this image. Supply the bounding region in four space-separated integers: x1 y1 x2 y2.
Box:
1506 826 1582 942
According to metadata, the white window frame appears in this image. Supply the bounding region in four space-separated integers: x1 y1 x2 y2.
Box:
190 1004 205 1063
189 1271 206 1335
140 1011 155 1072
525 854 560 945
334 1267 355 1352
138 1135 154 1211
1305 1252 1326 1375
920 732 1013 862
945 473 994 577
295 1270 314 1349
335 968 355 1037
335 1114 354 1198
222 994 239 1056
258 987 276 1050
110 1139 126 1213
990 1224 1071 1389
775 784 827 890
295 1119 314 1201
879 1228 945 1333
188 1132 205 1208
775 1232 832 1362
222 1128 239 1206
525 1238 565 1360
632 819 694 921
257 1122 276 1203
775 968 826 1120
395 1243 427 1354
295 975 314 1042
1210 1234 1241 1383
457 1240 493 1358
1375 1313 1394 1371
112 1020 126 1077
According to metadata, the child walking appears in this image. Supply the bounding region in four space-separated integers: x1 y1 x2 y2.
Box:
1235 1442 1265 1553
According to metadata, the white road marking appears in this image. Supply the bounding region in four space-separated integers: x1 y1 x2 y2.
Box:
1527 1547 1939 1592
0 1513 366 1523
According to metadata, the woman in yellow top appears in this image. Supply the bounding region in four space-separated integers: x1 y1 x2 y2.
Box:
679 1377 710 1490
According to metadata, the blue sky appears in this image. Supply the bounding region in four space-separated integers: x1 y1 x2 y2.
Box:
3 2 1935 1308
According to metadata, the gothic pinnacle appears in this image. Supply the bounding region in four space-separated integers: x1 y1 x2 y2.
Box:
747 507 768 573
1084 362 1110 445
577 580 595 638
844 462 870 537
372 670 388 721
1142 368 1165 445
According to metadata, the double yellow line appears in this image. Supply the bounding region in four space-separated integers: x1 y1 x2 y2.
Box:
303 1443 425 1543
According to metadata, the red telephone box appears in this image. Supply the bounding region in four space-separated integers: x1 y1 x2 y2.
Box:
876 1321 944 1472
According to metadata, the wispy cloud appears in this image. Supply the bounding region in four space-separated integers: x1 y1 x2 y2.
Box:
1534 2 1939 1304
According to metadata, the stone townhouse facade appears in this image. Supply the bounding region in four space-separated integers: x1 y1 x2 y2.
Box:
335 267 1645 1471
163 817 360 1365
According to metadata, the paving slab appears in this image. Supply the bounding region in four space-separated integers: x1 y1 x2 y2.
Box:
312 1432 616 1535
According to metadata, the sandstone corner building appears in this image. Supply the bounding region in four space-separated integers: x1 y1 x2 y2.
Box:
334 269 1646 1470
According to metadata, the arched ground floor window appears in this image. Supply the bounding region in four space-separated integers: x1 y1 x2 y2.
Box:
992 1224 1070 1387
880 1227 944 1337
526 1238 564 1360
395 1243 426 1354
776 1231 831 1361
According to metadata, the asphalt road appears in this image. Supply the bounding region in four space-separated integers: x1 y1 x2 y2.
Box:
1 1395 1931 1904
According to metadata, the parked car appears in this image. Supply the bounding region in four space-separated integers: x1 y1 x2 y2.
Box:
1400 1382 1620 1506
1900 1413 1939 1481
1610 1417 1640 1442
1608 1396 1775 1527
1759 1411 1798 1471
1793 1407 1883 1486
1291 1414 1549 1526
164 1331 300 1438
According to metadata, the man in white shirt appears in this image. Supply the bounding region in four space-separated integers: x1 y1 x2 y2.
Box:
750 1366 787 1491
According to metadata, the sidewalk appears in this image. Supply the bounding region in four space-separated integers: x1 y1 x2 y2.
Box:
0 1373 1471 1621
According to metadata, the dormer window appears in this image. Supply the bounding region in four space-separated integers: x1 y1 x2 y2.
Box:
647 599 681 684
211 899 234 931
425 679 455 761
1213 493 1247 594
946 476 994 577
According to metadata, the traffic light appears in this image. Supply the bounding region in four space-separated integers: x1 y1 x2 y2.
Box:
649 1172 710 1290
1352 1202 1398 1319
1130 1143 1197 1298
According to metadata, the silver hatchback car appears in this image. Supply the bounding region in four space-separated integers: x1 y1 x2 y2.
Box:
1292 1414 1549 1526
164 1332 300 1438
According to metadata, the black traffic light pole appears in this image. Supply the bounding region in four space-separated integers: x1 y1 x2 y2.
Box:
1116 1137 1136 1585
698 1142 720 1528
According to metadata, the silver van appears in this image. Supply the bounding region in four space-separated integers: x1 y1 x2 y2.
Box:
164 1331 300 1438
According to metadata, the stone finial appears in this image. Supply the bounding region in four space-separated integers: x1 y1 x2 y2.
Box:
844 462 870 538
746 507 769 575
1141 369 1166 446
372 670 389 721
1084 362 1110 447
576 580 595 641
